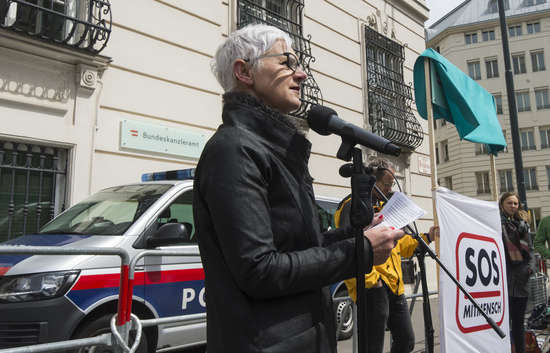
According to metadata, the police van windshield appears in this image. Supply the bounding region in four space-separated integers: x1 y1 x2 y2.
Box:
39 184 173 236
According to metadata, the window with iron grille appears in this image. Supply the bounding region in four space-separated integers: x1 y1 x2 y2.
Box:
0 140 68 242
365 26 423 150
237 0 322 119
0 0 111 54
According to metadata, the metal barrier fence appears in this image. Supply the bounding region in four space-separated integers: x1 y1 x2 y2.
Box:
126 250 206 334
0 246 204 353
1 245 441 353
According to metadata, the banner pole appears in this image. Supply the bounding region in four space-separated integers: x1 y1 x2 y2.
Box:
424 57 440 272
490 154 498 201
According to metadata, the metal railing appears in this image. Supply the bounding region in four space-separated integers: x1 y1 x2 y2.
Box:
125 250 205 334
0 0 111 54
0 245 131 353
0 246 204 353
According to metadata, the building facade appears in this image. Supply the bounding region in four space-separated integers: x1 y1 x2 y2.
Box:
426 0 550 232
0 0 438 292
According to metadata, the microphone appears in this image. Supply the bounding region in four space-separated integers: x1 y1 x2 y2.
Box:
307 105 401 157
339 164 384 177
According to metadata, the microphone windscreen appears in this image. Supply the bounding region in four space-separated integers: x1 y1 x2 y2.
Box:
307 105 337 136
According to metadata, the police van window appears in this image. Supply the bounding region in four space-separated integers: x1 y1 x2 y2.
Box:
39 184 172 236
316 199 338 232
156 190 196 244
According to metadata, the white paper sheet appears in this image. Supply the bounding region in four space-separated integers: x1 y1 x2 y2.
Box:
372 191 427 230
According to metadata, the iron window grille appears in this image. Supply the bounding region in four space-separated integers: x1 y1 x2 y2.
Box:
0 0 111 54
237 0 322 119
365 26 423 150
0 140 68 242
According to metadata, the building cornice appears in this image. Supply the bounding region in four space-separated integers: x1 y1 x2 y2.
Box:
0 30 111 71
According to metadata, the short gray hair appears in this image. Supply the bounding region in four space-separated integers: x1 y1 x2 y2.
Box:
367 158 395 180
211 24 294 92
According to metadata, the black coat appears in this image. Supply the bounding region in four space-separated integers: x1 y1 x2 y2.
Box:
193 93 374 353
501 214 536 298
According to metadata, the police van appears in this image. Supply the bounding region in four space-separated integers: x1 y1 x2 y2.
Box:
0 169 352 352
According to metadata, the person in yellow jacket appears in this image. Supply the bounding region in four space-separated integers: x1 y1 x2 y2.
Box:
335 158 438 353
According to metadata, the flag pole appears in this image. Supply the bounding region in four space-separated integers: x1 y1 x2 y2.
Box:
424 57 440 270
423 56 439 353
490 153 498 202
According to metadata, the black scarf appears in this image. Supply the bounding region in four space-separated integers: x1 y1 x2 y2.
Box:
501 213 530 264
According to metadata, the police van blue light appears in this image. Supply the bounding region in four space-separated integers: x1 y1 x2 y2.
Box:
141 168 195 182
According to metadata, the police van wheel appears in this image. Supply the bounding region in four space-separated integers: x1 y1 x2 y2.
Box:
335 289 354 341
70 314 148 353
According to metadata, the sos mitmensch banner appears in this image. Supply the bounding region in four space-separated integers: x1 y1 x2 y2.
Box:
435 187 509 352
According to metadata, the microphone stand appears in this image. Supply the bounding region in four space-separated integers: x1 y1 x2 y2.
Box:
329 123 505 351
373 184 506 353
336 133 376 353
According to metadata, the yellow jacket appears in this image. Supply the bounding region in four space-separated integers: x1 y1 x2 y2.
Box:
334 195 430 301
344 232 429 301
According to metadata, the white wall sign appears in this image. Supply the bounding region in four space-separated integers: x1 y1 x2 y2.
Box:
418 155 431 175
121 119 204 159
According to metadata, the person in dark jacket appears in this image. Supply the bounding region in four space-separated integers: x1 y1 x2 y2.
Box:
499 191 536 353
192 24 404 353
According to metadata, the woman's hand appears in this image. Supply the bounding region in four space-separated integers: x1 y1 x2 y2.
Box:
363 218 405 266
